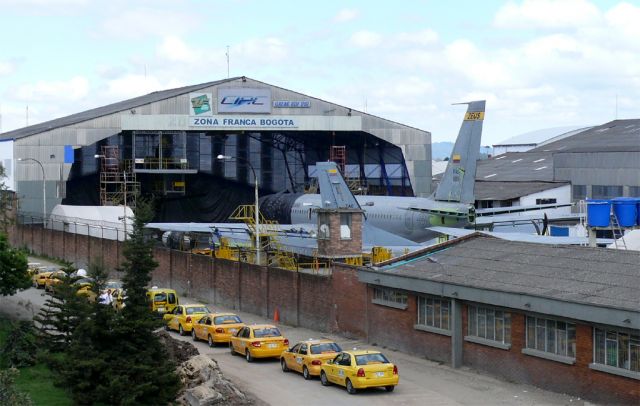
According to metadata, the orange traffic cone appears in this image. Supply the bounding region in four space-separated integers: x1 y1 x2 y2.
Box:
273 308 280 323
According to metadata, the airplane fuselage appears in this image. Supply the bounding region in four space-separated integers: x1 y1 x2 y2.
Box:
289 194 473 242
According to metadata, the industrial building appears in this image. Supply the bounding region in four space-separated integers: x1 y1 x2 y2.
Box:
473 119 640 213
0 76 430 223
356 233 640 404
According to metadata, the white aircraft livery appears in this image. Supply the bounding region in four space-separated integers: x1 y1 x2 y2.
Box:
260 101 486 242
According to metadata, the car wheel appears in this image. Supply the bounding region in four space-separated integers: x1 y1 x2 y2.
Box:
245 349 253 363
281 358 289 372
230 343 236 355
385 385 395 392
179 325 185 336
303 366 311 380
208 335 214 348
320 371 330 386
191 329 197 341
164 323 170 331
346 379 356 394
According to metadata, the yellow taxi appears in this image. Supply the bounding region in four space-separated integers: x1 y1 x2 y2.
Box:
44 270 67 293
229 324 289 362
192 313 245 346
27 263 42 278
32 267 57 288
146 287 179 315
74 277 94 298
320 350 399 394
280 339 342 380
163 304 210 336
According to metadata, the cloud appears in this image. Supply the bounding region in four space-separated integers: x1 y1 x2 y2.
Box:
333 8 359 23
157 36 203 64
0 61 15 76
395 29 439 46
12 76 90 102
99 8 198 39
104 74 183 100
349 30 382 48
494 0 601 29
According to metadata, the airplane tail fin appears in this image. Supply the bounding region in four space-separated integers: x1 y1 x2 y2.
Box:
433 100 485 204
315 162 362 210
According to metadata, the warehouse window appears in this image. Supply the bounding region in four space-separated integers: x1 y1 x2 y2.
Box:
416 296 450 334
592 328 640 378
318 212 330 240
372 287 408 309
592 185 623 199
524 316 576 363
467 305 511 348
340 213 351 239
572 185 586 200
535 198 556 205
629 186 640 197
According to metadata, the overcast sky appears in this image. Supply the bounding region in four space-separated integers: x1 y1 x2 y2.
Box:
0 0 638 145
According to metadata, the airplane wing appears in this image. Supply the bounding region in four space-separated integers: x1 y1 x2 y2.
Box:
400 206 470 219
474 212 584 226
475 203 573 216
428 226 613 245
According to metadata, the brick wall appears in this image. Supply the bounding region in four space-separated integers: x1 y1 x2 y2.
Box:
7 223 637 404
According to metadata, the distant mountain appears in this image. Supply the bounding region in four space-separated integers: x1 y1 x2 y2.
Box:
432 142 493 160
432 142 454 160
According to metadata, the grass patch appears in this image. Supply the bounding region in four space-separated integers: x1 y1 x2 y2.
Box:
13 363 72 406
0 317 73 405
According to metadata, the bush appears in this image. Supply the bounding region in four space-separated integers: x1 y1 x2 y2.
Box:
0 321 37 368
0 368 32 406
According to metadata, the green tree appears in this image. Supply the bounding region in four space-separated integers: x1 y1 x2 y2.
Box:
0 164 15 231
58 202 180 405
34 269 90 352
0 234 29 296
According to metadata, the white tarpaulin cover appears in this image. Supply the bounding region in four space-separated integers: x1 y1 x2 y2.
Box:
48 205 134 241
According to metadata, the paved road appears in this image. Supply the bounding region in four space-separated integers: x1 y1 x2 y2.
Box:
1 263 589 405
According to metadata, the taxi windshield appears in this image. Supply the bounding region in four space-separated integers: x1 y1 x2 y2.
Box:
253 327 281 338
310 342 342 354
186 306 210 315
355 353 389 365
153 293 167 302
214 315 242 324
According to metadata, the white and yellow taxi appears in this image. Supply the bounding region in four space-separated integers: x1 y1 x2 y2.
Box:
320 350 399 394
280 339 342 380
163 304 210 336
192 313 245 346
229 324 289 362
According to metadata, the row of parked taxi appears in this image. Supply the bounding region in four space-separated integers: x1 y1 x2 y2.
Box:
159 298 400 394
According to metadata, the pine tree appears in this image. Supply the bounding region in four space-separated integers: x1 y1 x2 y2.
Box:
58 201 180 405
34 269 90 352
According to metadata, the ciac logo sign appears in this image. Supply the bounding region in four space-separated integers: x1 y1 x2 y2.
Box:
189 93 213 116
218 88 271 113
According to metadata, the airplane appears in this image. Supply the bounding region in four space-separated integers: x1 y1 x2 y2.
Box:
260 100 572 243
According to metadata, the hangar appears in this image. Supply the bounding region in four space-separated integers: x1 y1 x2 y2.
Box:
0 76 431 222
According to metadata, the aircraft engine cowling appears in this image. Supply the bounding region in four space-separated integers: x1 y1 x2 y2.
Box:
259 193 302 224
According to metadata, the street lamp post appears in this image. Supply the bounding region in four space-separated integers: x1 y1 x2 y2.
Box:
17 158 46 225
217 154 260 265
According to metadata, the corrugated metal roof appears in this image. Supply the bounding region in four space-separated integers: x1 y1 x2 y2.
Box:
493 126 588 147
377 234 640 312
0 77 240 140
532 119 640 153
474 181 567 201
477 151 554 182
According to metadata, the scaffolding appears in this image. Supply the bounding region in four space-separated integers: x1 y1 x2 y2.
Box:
98 146 140 208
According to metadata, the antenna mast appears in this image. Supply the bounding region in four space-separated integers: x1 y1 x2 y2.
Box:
226 45 230 78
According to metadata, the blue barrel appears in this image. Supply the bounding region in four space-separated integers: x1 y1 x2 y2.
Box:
612 197 638 227
586 199 611 227
549 225 569 236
